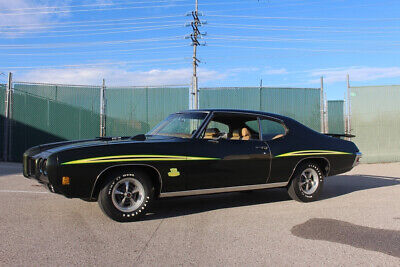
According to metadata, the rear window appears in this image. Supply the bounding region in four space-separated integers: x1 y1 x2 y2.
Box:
259 118 286 140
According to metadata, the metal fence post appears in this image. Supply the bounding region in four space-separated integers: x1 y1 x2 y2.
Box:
320 76 325 133
324 91 329 133
3 72 12 161
346 74 351 136
100 79 106 137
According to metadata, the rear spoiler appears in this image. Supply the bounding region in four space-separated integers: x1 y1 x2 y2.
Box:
324 133 355 138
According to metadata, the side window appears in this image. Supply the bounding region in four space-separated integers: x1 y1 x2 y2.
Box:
203 121 230 139
259 118 286 140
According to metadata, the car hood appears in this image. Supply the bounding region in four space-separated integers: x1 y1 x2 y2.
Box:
25 135 181 156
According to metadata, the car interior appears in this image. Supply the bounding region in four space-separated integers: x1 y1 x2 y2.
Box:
201 113 286 141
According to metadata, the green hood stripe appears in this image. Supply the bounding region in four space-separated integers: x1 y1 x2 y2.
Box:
62 155 220 165
275 150 352 158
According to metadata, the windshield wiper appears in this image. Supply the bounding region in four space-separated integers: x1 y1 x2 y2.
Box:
130 134 147 141
97 136 131 141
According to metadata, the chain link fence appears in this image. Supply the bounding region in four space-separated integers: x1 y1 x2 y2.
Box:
350 85 400 163
327 100 345 135
200 87 322 132
2 79 343 162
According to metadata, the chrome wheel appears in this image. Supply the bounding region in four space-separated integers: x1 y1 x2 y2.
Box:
299 168 319 195
111 177 145 212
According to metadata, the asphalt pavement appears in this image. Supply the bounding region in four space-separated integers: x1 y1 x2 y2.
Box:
0 162 399 266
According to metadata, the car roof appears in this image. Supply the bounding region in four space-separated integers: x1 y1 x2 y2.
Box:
179 109 290 121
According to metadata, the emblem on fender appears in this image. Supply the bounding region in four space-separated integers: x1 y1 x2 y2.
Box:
168 168 180 177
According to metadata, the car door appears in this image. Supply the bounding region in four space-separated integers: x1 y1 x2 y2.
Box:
184 113 272 190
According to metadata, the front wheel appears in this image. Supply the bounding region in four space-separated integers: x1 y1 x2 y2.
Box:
287 162 324 202
98 170 154 222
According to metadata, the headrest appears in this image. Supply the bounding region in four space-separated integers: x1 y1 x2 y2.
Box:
242 127 251 137
205 128 220 135
205 128 220 137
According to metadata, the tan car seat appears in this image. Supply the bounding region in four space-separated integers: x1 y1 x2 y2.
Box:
204 128 220 139
272 134 284 140
231 129 241 140
241 128 252 140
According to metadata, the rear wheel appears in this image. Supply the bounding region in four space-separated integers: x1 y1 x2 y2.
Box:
98 170 154 222
287 162 324 202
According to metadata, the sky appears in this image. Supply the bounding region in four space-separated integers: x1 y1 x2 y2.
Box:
0 0 399 100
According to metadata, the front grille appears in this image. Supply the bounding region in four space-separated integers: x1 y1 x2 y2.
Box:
25 157 36 177
29 158 36 176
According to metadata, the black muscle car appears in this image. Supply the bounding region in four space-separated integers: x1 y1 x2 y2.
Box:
23 109 361 222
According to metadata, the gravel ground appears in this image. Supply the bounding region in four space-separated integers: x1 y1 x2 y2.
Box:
0 162 399 266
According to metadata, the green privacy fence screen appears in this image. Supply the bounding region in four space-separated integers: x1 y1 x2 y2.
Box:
350 85 400 163
199 87 321 131
105 87 189 137
4 83 338 162
0 84 6 159
327 100 345 134
9 83 101 162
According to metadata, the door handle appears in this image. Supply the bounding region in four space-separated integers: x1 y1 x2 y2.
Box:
256 146 269 150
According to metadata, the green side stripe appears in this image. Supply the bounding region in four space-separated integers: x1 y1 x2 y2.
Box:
275 150 352 158
62 155 220 165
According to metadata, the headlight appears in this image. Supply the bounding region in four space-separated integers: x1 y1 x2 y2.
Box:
38 158 43 174
38 158 48 176
42 159 48 176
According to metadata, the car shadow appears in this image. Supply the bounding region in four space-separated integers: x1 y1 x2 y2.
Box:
321 174 400 200
291 218 400 258
0 163 22 177
142 174 400 221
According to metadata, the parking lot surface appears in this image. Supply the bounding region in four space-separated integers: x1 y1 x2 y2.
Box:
1 162 399 266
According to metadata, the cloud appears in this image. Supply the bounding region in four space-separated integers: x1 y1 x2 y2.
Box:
308 66 400 83
230 67 260 73
17 67 228 86
263 68 287 75
0 0 71 35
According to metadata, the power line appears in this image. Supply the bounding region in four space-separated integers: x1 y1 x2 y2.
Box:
3 26 184 39
1 24 183 34
1 0 188 11
1 15 183 27
207 24 400 34
206 14 400 21
207 35 400 45
209 24 400 31
1 57 189 69
0 36 185 49
207 44 400 54
1 44 189 56
0 1 246 16
2 20 185 30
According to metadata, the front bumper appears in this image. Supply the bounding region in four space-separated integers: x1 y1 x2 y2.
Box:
23 152 62 194
353 152 362 167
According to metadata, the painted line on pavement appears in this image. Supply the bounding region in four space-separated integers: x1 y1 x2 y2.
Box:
0 190 49 194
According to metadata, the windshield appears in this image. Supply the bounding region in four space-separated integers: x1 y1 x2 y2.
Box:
147 112 208 138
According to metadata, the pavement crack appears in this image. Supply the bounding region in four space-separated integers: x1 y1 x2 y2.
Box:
135 218 164 263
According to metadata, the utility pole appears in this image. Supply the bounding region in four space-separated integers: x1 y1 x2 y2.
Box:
186 0 206 109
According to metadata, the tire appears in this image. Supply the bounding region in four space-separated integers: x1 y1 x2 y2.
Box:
98 170 154 222
287 161 324 202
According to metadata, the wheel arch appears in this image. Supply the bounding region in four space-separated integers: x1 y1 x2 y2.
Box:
289 157 330 182
90 164 162 200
